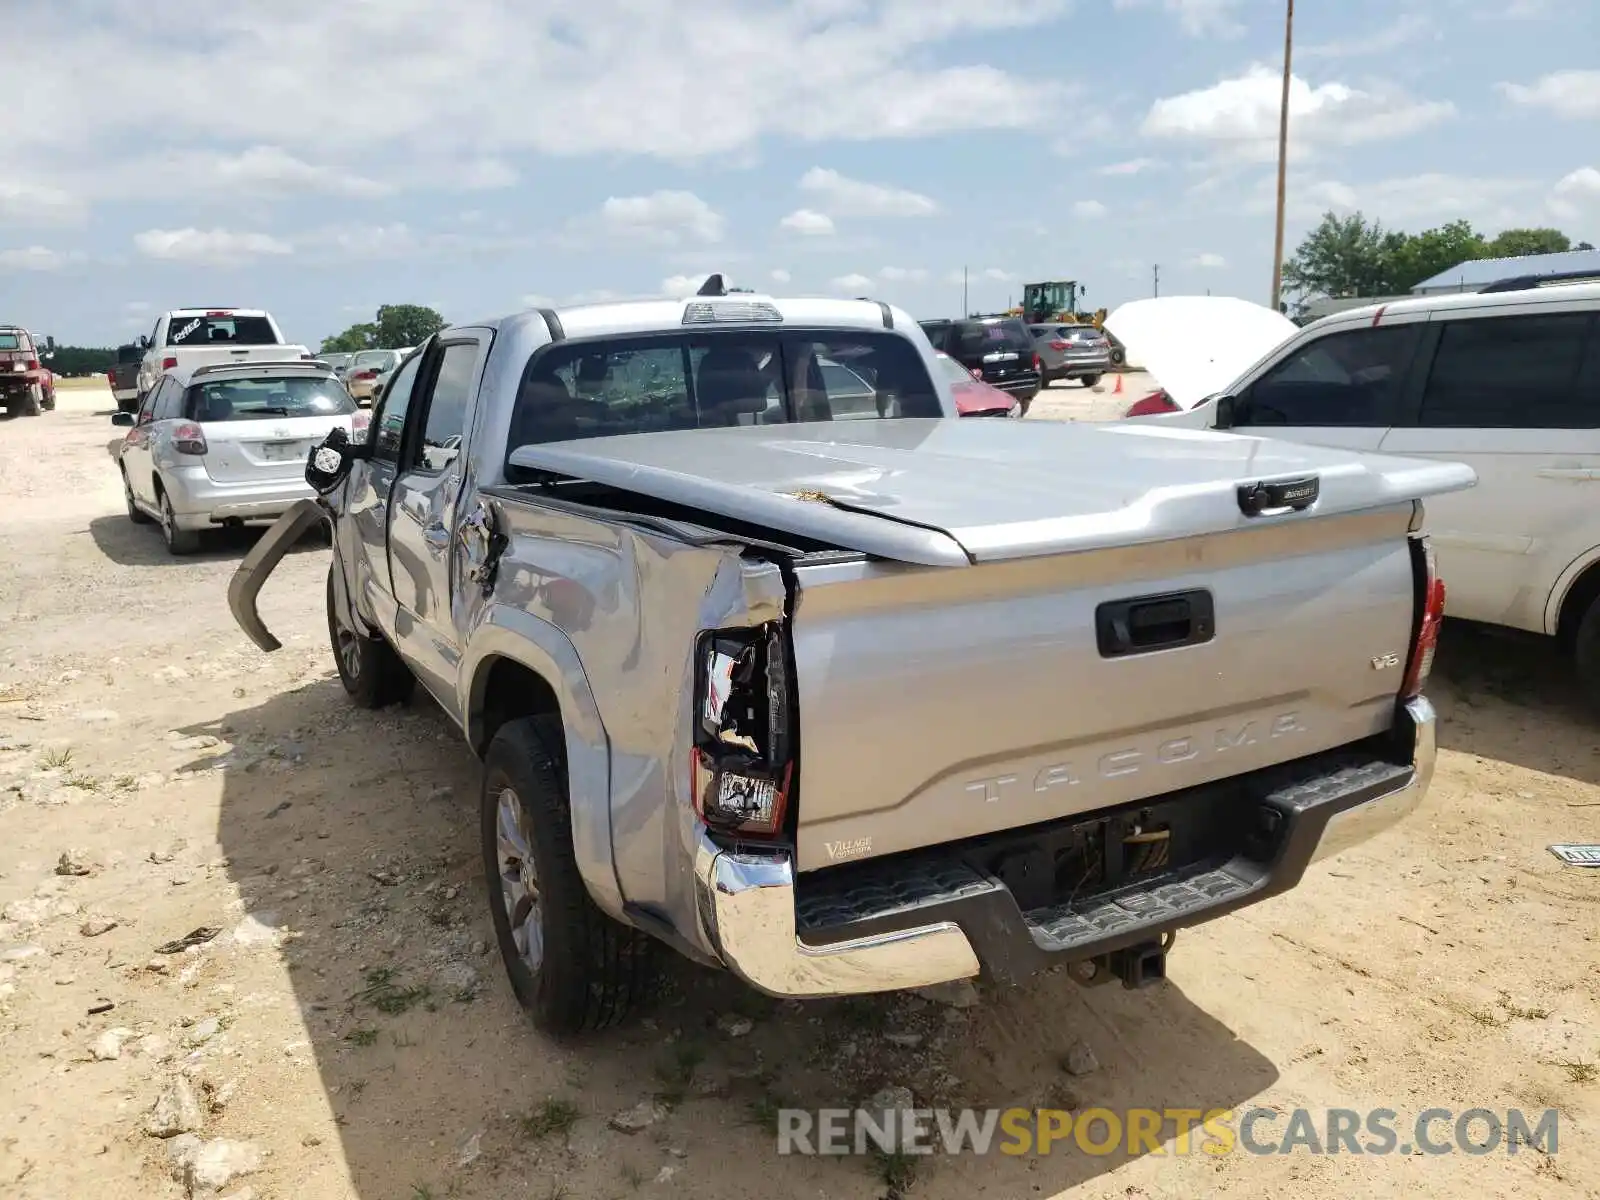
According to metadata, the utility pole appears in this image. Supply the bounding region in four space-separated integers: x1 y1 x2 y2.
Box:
1152 264 1160 298
1269 0 1295 313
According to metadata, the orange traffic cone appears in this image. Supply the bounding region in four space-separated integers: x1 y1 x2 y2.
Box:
1113 374 1124 395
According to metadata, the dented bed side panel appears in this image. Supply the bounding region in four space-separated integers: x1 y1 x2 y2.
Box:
455 495 786 940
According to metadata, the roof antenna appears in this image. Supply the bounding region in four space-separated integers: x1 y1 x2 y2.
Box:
696 273 727 297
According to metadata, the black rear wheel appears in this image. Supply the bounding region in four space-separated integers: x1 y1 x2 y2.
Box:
1573 597 1600 715
325 564 413 708
481 716 659 1034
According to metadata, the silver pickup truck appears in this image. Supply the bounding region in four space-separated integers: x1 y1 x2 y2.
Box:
228 280 1473 1035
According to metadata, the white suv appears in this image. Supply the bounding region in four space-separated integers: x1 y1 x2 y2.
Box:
1122 278 1600 705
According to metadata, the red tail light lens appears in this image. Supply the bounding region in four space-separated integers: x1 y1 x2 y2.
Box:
162 357 178 370
1123 389 1180 417
1032 353 1042 372
173 422 208 456
1049 339 1068 351
24 358 39 371
1401 537 1445 701
693 628 793 838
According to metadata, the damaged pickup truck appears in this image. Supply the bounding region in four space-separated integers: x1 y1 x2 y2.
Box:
228 280 1474 1034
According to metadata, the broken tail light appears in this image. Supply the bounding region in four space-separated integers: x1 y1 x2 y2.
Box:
692 626 794 838
1400 535 1445 701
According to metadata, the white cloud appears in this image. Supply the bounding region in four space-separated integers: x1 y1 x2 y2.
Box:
0 180 85 225
830 273 875 292
770 268 792 283
1073 200 1108 218
878 266 929 282
1247 172 1549 232
302 223 421 259
799 168 938 217
7 1 1066 170
155 145 392 199
983 267 1018 282
778 208 836 236
1300 15 1433 60
659 273 712 298
1191 252 1227 268
1550 167 1600 219
1096 158 1159 176
133 227 294 266
455 158 519 189
1112 0 1244 38
1143 66 1454 161
578 191 725 246
0 246 73 271
1497 71 1600 120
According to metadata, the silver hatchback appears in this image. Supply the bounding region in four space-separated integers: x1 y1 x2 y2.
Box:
1030 323 1112 387
112 361 367 555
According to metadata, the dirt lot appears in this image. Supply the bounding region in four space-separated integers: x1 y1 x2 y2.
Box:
2 381 1597 1200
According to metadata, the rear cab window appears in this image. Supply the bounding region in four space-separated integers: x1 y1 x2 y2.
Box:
184 376 356 422
0 331 29 352
165 314 280 347
506 329 941 462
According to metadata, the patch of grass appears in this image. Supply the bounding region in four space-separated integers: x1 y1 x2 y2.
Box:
520 1097 581 1139
541 1184 571 1200
1498 993 1552 1021
1557 1059 1597 1085
745 1091 785 1136
0 682 36 703
345 1028 379 1047
346 1079 367 1097
874 1149 918 1196
392 1029 417 1048
39 746 74 770
355 966 431 1016
62 771 100 792
653 1041 705 1105
411 1185 435 1200
114 774 137 790
620 1163 645 1190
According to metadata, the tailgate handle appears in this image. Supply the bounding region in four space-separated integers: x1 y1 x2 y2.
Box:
1238 474 1319 517
1096 590 1215 658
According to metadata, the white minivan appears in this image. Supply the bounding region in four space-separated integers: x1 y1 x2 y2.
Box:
1113 278 1600 707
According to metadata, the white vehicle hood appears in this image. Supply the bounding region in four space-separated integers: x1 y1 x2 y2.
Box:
1105 296 1299 409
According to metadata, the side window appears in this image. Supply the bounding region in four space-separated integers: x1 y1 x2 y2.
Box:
1240 325 1420 428
372 353 423 460
153 379 184 421
1418 314 1592 428
415 343 481 471
136 381 163 425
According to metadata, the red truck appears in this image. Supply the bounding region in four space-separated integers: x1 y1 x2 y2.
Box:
0 327 56 417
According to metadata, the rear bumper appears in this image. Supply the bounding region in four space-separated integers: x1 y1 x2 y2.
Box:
1061 355 1112 377
162 465 317 530
692 697 1436 998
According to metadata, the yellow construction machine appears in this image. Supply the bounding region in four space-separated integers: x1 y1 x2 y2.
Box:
1009 280 1107 328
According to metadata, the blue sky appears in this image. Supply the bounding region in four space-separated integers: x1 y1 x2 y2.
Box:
4 0 1597 348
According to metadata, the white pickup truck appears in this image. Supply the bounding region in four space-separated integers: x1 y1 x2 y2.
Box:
136 307 311 398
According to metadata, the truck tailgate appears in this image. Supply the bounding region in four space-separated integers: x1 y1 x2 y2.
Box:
789 505 1422 870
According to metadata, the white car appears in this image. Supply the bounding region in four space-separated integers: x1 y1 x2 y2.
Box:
1112 279 1600 704
344 347 415 405
135 307 312 397
112 361 368 555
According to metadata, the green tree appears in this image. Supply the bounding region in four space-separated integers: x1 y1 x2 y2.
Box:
1282 212 1407 301
320 323 377 354
1390 220 1487 291
319 304 445 354
1485 228 1571 258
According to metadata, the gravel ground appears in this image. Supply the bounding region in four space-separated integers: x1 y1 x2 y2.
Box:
0 381 1596 1200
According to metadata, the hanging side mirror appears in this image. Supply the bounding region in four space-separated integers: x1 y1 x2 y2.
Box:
305 425 367 494
1213 394 1238 430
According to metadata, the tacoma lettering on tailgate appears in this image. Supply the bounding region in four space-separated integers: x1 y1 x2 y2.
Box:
966 712 1305 802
